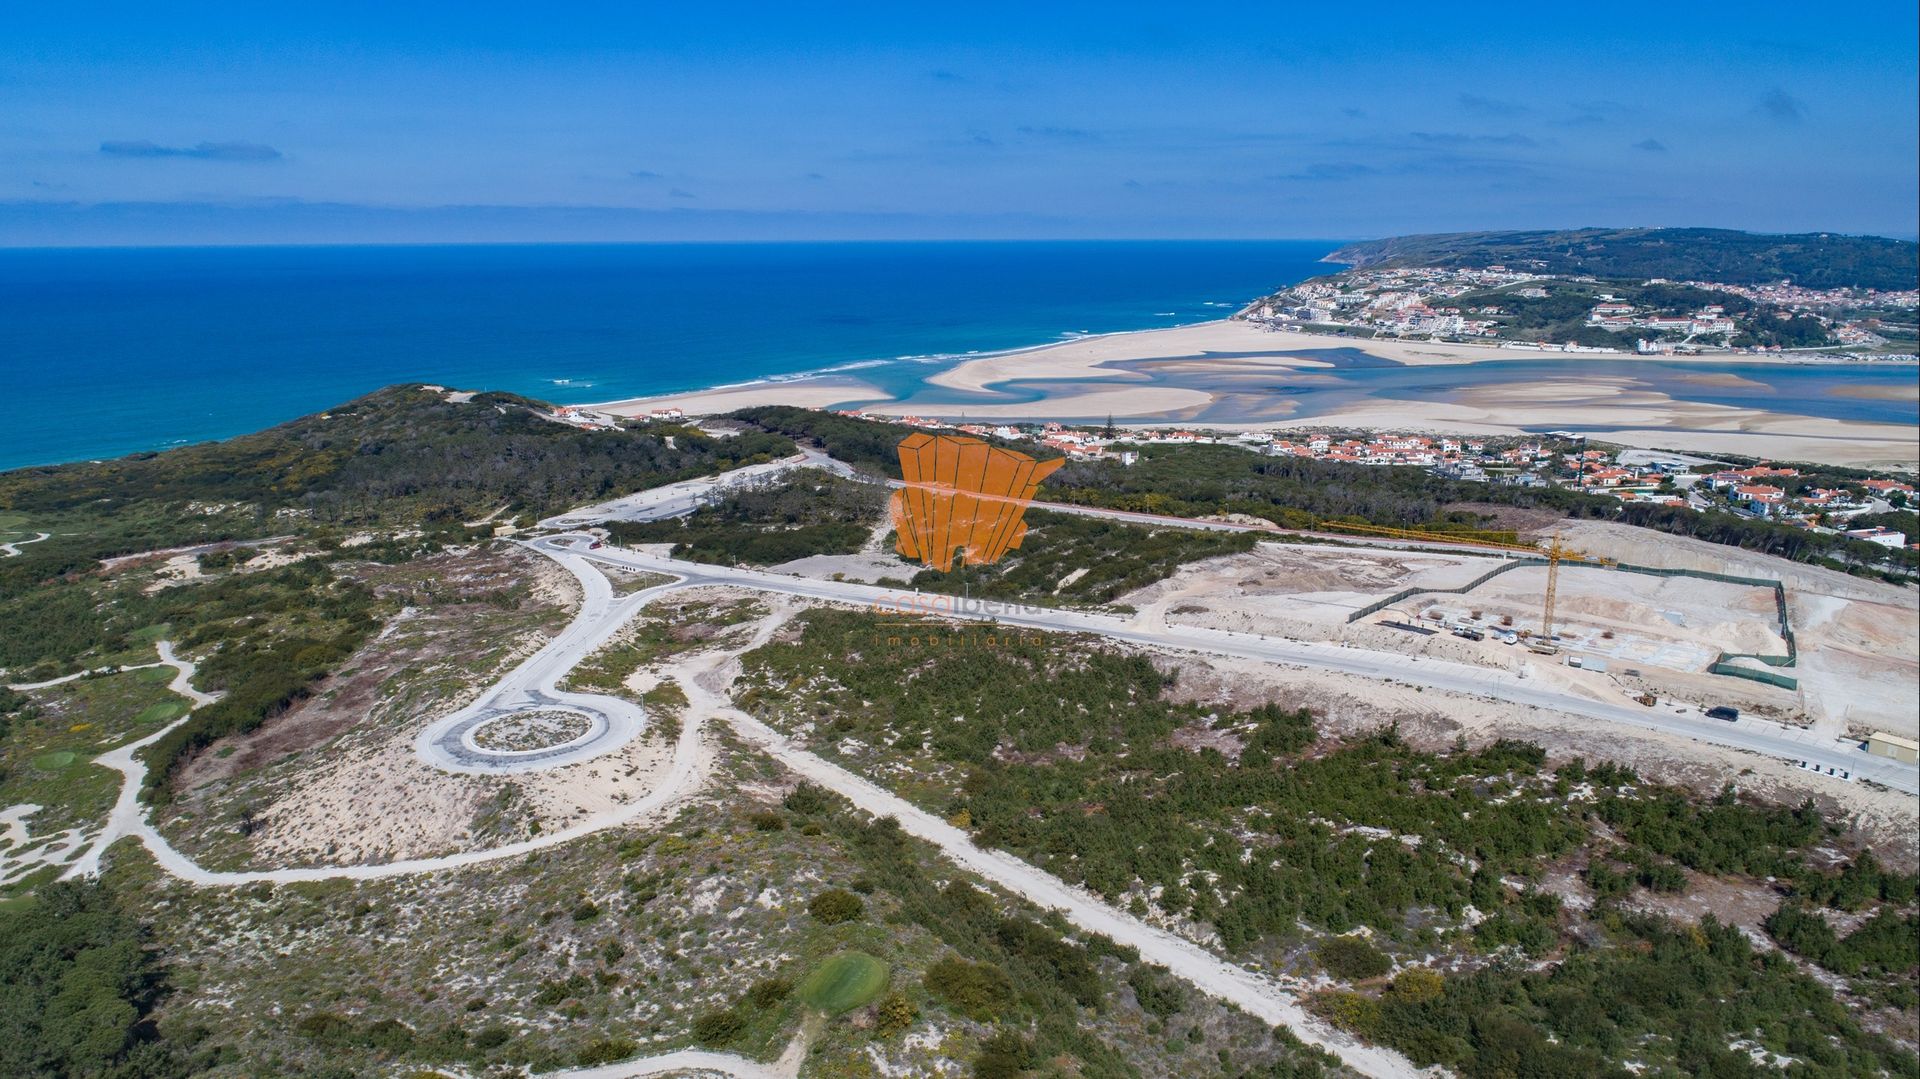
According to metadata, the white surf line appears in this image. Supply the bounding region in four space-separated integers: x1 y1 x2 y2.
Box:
0 531 50 557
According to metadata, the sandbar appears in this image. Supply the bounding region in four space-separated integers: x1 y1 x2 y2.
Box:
591 320 1919 470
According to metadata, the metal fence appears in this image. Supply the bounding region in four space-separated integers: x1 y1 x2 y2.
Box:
1344 554 1798 688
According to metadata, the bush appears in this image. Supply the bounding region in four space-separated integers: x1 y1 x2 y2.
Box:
1128 964 1186 1017
808 888 864 925
362 1018 415 1052
783 782 832 815
1387 967 1445 1004
923 957 1015 1021
746 977 793 1009
973 1030 1036 1079
1317 936 1392 981
691 1009 746 1047
1316 991 1383 1039
748 811 786 831
875 993 918 1037
576 1037 637 1066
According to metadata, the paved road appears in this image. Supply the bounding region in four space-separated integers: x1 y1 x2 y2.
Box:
0 530 50 557
8 659 170 692
538 448 858 530
66 627 735 886
414 552 686 774
722 702 1423 1076
62 641 219 880
538 444 1509 558
543 536 1920 795
55 533 1907 1078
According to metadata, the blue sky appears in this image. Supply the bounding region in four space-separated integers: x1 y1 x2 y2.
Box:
3 2 1915 244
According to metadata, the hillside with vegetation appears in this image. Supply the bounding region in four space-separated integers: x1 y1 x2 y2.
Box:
727 409 1916 583
1324 228 1919 291
1 385 793 601
737 610 1920 1078
0 385 796 813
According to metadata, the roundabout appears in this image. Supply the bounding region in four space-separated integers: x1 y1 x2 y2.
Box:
414 542 688 775
467 708 595 753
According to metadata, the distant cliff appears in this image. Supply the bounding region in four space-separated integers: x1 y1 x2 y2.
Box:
1323 228 1918 291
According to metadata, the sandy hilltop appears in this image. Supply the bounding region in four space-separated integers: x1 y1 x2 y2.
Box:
595 320 1920 469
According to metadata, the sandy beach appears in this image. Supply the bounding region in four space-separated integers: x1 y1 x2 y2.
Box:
594 321 1919 469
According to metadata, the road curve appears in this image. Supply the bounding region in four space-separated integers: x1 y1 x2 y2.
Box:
62 641 218 880
0 530 50 557
545 536 1919 795
63 555 1421 1074
414 552 688 774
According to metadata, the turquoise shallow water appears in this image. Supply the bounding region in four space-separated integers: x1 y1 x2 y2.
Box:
865 346 1918 428
0 240 1339 470
0 241 1910 470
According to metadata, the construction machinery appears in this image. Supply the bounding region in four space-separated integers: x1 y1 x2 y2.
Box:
1529 530 1615 653
1320 520 1611 652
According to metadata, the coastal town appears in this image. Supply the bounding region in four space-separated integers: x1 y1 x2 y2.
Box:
1244 264 1920 356
824 407 1918 550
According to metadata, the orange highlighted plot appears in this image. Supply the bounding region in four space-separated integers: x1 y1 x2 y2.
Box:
890 433 1062 571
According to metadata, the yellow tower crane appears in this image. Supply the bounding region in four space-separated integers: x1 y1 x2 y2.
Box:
1316 519 1609 651
1532 533 1569 653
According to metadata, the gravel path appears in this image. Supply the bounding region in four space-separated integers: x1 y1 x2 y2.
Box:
55 540 1431 1075
0 530 50 557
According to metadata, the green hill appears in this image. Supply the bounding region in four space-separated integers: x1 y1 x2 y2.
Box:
1324 228 1918 290
0 385 794 595
0 385 792 527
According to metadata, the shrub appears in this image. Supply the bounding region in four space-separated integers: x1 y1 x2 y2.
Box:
746 976 793 1009
783 782 831 815
974 1030 1036 1079
691 1009 745 1047
362 1019 415 1052
576 1037 637 1066
748 811 786 832
473 1025 511 1050
923 957 1015 1021
1388 967 1445 1004
1316 991 1383 1039
875 993 918 1037
296 1013 353 1042
1127 964 1186 1018
808 888 864 925
1317 936 1392 981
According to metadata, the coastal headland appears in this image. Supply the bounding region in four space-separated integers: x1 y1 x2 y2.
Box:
595 320 1920 470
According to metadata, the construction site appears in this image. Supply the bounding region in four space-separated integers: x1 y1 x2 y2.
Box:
1120 517 1918 749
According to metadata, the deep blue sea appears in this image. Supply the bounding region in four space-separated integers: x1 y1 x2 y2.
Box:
1 241 1912 472
0 241 1337 470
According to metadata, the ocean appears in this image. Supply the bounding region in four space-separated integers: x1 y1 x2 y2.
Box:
1 241 1911 472
0 241 1338 470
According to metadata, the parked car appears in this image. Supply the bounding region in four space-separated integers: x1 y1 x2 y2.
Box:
1705 705 1739 722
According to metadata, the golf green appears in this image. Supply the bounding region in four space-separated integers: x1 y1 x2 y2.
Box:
797 951 889 1014
32 750 78 771
135 702 185 723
